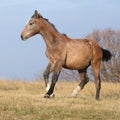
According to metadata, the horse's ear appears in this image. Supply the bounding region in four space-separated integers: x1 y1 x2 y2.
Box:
32 10 40 18
34 10 38 16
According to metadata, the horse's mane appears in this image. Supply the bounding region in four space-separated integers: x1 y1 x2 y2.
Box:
32 13 58 32
44 18 58 32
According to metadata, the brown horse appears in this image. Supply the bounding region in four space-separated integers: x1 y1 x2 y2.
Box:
21 10 111 99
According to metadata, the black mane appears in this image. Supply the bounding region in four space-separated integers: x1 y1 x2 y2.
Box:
44 18 58 32
32 12 58 32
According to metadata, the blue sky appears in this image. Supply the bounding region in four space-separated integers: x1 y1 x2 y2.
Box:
0 0 120 80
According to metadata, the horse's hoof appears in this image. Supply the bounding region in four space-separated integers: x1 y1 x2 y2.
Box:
44 94 50 98
44 93 55 98
50 93 55 98
71 92 77 98
71 94 77 98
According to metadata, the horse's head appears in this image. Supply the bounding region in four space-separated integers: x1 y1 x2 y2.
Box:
21 10 41 40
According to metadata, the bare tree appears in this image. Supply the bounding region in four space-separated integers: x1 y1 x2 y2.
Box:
59 69 80 81
87 28 120 82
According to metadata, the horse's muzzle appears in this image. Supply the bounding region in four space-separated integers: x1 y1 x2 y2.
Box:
21 34 24 40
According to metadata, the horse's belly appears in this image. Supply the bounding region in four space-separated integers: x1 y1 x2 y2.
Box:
64 57 90 70
64 51 92 70
63 40 92 70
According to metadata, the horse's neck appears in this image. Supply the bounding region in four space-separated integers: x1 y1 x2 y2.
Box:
39 19 60 48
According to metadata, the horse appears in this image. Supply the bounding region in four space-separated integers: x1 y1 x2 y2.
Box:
21 10 112 100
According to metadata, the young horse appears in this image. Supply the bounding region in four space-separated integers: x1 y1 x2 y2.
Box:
21 10 111 100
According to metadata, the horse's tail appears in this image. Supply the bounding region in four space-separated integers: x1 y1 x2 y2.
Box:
101 48 112 61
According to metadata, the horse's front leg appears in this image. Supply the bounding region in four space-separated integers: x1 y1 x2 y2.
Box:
43 63 53 91
44 61 62 98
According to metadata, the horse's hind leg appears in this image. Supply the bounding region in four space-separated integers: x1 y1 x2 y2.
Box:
91 60 101 100
71 69 89 97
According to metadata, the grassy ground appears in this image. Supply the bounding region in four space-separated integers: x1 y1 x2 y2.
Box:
0 80 120 120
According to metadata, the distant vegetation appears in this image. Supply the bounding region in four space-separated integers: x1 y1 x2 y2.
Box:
0 80 120 120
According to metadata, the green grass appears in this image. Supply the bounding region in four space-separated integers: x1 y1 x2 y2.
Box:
0 80 120 120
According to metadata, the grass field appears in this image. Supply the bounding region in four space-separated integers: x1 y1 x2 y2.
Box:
0 80 120 120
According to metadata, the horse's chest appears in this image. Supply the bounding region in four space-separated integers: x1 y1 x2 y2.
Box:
46 49 61 63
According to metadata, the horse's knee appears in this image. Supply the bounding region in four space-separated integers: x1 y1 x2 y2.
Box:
94 78 101 89
43 71 48 80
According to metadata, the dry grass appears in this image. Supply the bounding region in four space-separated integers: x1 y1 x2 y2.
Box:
0 80 120 120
